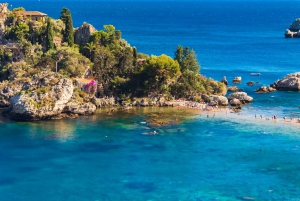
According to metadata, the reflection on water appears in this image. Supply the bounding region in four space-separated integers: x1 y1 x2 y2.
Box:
25 119 77 142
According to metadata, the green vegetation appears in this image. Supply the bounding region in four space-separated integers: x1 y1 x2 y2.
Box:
46 18 54 51
60 8 74 46
0 6 225 103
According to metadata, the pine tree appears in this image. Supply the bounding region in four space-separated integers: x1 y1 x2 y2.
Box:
60 8 74 46
46 18 54 51
174 46 200 74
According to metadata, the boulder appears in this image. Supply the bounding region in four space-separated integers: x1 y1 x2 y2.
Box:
232 76 242 83
229 98 242 106
91 97 115 107
228 92 253 103
227 86 243 92
272 72 300 91
285 29 296 38
132 101 139 106
63 102 96 115
246 81 255 86
255 86 276 93
74 23 96 46
210 95 228 106
140 99 149 106
221 76 228 86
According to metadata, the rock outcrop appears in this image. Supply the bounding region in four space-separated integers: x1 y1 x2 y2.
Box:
255 85 276 93
228 92 253 104
74 23 96 46
91 97 115 107
271 72 300 91
285 19 300 38
246 81 255 86
209 95 228 106
2 73 96 120
227 86 243 92
232 76 242 83
221 76 228 86
0 3 9 40
229 98 242 106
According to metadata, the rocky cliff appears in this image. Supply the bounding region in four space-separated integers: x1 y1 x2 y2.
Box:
0 65 97 120
74 23 96 46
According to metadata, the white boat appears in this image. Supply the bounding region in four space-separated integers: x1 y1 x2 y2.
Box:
250 73 260 76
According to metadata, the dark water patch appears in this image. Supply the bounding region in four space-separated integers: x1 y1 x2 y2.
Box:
0 177 16 185
139 144 166 152
79 142 124 152
124 181 156 193
17 166 40 173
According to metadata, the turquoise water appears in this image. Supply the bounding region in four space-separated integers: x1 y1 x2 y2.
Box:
1 108 300 200
1 0 300 200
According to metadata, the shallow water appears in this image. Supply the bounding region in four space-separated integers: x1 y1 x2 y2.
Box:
0 108 300 200
2 0 300 200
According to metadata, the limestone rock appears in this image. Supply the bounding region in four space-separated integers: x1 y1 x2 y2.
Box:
210 95 228 106
229 98 242 106
227 86 243 92
0 83 23 107
140 99 149 106
285 29 297 38
246 81 255 86
132 101 139 106
3 78 74 120
289 18 300 31
232 76 242 83
272 72 300 91
255 85 276 93
63 102 96 115
74 23 96 46
228 92 253 103
91 97 115 107
221 76 228 86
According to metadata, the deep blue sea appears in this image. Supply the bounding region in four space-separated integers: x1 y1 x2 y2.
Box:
1 0 300 200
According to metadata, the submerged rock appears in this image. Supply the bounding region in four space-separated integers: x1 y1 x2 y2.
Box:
246 81 255 86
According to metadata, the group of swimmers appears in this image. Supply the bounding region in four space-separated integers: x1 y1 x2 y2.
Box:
255 114 300 123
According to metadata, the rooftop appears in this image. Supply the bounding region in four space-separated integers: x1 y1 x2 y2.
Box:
14 11 47 16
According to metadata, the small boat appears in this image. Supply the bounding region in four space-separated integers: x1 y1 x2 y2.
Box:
250 73 260 76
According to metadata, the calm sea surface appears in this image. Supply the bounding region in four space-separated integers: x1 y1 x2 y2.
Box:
1 0 300 200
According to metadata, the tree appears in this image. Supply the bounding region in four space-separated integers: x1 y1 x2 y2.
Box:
13 7 25 11
93 46 116 83
7 21 30 41
83 42 95 61
60 8 74 46
174 46 200 74
139 54 180 93
46 18 54 51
